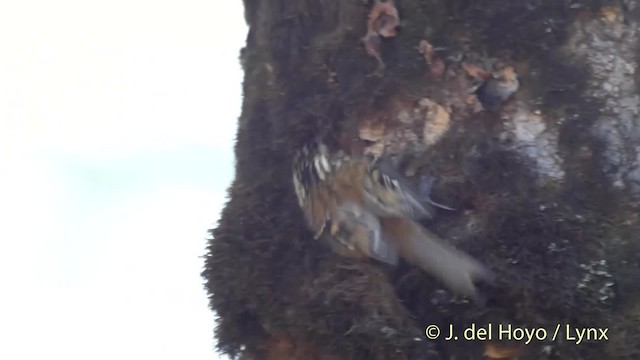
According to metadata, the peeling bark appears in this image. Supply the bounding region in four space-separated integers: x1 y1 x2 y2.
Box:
203 1 640 359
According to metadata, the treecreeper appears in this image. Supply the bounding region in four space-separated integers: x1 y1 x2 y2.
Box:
292 140 494 302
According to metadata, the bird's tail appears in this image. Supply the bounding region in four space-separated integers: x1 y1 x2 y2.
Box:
382 218 494 301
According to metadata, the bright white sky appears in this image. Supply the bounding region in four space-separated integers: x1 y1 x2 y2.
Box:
0 1 247 359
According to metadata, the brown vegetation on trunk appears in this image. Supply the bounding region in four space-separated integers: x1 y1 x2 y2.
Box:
203 1 640 359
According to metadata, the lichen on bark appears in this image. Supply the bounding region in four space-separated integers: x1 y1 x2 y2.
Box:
203 1 640 359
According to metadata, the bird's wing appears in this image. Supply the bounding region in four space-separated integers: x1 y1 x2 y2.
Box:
418 175 456 211
330 201 399 266
361 157 435 220
292 142 336 239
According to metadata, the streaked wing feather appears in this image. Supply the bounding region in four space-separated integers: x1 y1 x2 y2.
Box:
368 158 434 219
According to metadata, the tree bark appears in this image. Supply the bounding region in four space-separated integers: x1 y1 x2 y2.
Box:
203 1 640 359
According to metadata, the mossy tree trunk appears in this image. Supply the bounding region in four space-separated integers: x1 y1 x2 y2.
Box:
203 1 640 359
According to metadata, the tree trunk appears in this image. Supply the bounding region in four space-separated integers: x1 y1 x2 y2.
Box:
203 1 640 359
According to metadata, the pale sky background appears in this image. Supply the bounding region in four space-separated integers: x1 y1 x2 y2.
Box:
0 1 247 359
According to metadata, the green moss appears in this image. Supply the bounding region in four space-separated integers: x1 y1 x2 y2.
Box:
204 0 640 358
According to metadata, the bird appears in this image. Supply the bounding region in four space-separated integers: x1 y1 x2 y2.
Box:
292 140 494 301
